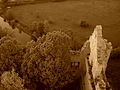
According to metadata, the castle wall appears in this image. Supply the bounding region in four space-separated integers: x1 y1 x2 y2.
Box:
80 25 112 90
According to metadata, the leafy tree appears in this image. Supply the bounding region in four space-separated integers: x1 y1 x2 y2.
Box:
0 83 6 90
1 69 26 90
30 20 48 40
0 36 25 75
21 31 77 89
60 29 81 50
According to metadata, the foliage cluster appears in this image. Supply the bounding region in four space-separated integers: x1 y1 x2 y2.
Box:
30 20 49 41
22 31 78 89
61 29 81 50
0 27 79 90
0 36 25 75
1 69 26 90
80 21 89 28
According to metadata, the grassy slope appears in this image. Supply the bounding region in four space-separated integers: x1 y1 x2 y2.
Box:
10 0 120 48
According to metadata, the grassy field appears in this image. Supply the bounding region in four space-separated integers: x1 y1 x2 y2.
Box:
9 0 120 48
6 0 120 89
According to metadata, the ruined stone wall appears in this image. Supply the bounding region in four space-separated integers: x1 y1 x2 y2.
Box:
80 25 112 90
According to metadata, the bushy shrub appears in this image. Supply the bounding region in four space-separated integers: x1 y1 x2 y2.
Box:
61 29 81 50
30 20 48 40
0 84 6 90
1 69 26 90
21 31 77 89
80 21 89 28
0 36 25 75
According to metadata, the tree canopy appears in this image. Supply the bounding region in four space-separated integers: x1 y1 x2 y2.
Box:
21 31 77 89
0 29 79 90
0 36 25 75
1 69 26 90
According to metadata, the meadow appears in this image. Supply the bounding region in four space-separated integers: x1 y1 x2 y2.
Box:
9 0 120 47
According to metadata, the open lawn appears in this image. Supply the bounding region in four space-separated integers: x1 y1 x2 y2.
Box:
9 0 120 48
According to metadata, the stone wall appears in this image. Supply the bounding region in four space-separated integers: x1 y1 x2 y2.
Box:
80 25 112 90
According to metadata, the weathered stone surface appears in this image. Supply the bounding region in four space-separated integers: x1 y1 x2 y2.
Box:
80 25 112 90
